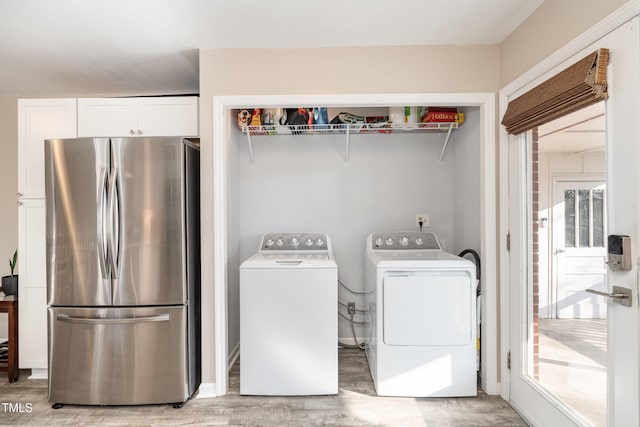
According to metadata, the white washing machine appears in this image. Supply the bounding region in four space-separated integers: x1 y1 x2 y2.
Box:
364 232 477 397
239 233 338 395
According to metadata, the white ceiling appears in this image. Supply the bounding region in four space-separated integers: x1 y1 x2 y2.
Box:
538 102 606 153
0 0 543 96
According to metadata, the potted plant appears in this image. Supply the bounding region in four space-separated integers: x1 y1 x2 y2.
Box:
1 250 18 296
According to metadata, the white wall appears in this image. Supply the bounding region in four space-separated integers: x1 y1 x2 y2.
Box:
200 45 499 385
226 107 480 347
538 151 605 318
500 0 626 86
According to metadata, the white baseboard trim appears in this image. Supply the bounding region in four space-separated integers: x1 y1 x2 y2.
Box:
28 369 48 379
228 342 240 372
195 382 218 399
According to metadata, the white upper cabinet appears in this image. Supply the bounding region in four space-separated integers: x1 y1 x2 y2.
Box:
137 97 199 137
18 98 78 199
78 96 198 137
77 98 137 137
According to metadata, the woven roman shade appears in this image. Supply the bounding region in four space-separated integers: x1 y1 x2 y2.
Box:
502 48 609 135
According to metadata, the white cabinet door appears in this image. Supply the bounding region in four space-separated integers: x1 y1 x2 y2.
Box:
18 99 77 199
18 199 47 370
78 97 198 137
77 98 138 137
137 96 198 137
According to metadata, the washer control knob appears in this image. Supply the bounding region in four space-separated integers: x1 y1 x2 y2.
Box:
276 238 284 246
415 237 424 245
400 236 409 246
375 237 384 246
305 238 314 246
316 238 324 246
290 237 300 246
386 238 394 246
265 239 274 247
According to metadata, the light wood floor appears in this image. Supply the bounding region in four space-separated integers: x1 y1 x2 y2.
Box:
0 349 527 426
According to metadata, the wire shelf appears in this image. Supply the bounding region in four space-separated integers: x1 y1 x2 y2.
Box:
241 122 458 136
240 122 459 164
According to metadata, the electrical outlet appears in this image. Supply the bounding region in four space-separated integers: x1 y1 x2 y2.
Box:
416 214 430 228
347 302 356 315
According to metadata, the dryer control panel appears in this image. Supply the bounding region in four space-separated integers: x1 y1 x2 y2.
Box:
261 233 329 251
370 232 441 250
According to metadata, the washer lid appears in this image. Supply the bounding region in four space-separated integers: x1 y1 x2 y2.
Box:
240 252 337 269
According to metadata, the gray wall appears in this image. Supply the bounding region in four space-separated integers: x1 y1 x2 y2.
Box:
451 108 481 257
0 97 18 273
226 107 480 348
0 96 18 339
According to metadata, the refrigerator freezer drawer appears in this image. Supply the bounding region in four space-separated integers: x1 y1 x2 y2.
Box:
48 306 190 406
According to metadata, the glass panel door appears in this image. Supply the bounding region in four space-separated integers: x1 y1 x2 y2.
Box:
507 126 608 427
507 17 640 427
548 180 607 425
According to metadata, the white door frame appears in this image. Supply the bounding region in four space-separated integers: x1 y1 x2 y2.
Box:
499 1 640 424
209 92 497 396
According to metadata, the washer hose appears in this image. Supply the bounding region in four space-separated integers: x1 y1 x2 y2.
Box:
458 248 481 296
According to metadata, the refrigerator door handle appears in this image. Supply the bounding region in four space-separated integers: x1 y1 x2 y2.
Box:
107 167 119 279
56 313 171 324
97 168 109 279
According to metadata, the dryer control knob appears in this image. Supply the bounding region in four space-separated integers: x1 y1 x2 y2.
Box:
290 237 300 246
415 237 424 245
375 237 384 246
265 239 275 247
305 238 314 246
276 238 284 246
386 238 394 246
316 238 324 246
400 237 409 246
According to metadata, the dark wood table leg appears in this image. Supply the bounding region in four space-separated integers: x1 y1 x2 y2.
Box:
7 303 18 383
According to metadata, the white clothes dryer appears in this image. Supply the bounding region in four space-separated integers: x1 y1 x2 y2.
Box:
364 232 477 397
240 233 338 395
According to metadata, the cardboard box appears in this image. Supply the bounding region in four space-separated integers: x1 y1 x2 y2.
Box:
419 107 465 124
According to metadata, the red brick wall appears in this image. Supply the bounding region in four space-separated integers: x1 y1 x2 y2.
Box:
532 128 540 380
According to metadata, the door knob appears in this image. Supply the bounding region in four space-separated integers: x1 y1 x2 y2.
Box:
586 286 632 307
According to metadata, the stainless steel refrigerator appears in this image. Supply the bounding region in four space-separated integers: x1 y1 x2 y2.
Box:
45 137 201 407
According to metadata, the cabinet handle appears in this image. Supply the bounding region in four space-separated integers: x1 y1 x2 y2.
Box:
129 129 135 135
137 129 142 135
17 201 23 206
17 192 23 198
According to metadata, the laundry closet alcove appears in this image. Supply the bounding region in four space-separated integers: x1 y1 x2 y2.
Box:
206 93 497 398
